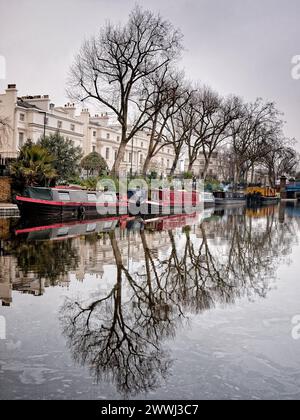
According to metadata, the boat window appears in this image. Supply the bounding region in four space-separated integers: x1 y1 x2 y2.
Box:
26 187 53 201
103 222 113 229
103 193 116 203
58 192 71 201
57 227 69 237
86 224 97 232
87 193 97 202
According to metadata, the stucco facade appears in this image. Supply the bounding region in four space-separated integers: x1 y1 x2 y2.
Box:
0 84 177 176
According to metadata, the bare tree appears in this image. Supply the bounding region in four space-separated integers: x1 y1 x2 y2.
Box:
216 147 235 183
263 139 298 186
191 88 242 178
230 99 284 186
68 6 183 175
166 88 195 176
141 69 188 176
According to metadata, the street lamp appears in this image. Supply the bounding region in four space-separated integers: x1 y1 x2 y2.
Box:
130 137 134 177
137 150 141 175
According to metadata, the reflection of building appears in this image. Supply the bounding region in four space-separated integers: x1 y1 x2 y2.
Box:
73 229 173 282
0 256 13 306
0 222 176 305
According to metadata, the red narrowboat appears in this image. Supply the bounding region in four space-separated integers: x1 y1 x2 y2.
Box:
16 186 128 221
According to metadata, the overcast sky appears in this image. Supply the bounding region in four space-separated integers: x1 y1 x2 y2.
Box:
1 0 300 147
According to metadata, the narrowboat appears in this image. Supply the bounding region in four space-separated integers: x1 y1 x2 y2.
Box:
246 187 280 206
213 191 246 205
127 188 201 217
201 192 215 207
15 186 128 221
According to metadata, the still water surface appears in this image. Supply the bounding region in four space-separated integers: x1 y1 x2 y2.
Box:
1 204 300 400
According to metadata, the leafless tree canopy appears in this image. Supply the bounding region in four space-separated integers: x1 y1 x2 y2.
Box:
68 6 183 174
67 5 298 179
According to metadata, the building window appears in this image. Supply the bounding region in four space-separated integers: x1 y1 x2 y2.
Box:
57 121 62 129
45 117 49 125
19 132 24 147
70 124 75 131
106 148 110 159
115 151 117 160
167 159 170 168
19 113 25 122
106 133 110 140
140 154 143 164
93 131 96 137
92 145 96 152
117 136 120 142
141 142 143 148
129 153 132 163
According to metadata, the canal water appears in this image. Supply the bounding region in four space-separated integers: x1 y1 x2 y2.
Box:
0 203 300 400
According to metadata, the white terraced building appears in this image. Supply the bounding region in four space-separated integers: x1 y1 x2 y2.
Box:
0 84 177 176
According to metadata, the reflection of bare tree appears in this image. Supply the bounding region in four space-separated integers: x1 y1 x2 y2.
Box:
60 207 297 397
60 231 172 397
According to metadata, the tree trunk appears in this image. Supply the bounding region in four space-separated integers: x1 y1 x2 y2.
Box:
233 162 240 191
187 160 193 173
201 153 213 181
251 165 255 184
111 140 127 176
169 153 180 177
142 153 153 176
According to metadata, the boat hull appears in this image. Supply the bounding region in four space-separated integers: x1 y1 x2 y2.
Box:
16 196 128 221
214 199 246 206
128 201 202 217
246 195 280 206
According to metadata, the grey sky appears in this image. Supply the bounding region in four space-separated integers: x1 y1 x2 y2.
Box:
1 0 300 147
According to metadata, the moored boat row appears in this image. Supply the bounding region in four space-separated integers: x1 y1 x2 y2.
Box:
15 186 205 221
15 183 284 223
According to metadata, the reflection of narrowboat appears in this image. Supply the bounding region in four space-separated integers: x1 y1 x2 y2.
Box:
14 215 132 241
16 186 128 221
202 192 215 207
213 191 246 205
143 213 199 231
246 187 280 206
246 205 277 219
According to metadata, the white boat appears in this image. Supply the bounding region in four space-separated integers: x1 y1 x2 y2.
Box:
201 192 215 207
213 191 246 205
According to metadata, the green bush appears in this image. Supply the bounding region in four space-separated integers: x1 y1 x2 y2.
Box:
38 133 82 182
183 171 194 179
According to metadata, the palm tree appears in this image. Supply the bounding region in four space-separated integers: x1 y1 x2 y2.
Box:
10 141 57 188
